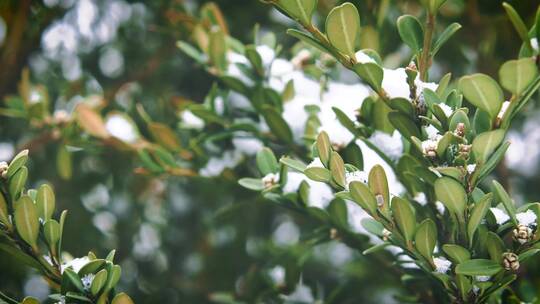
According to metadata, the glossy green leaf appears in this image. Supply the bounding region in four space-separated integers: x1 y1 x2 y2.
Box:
36 184 55 221
415 219 437 261
459 74 504 119
276 0 317 25
442 244 471 264
256 148 279 175
304 167 331 182
467 194 492 246
91 269 108 296
434 177 467 217
391 197 416 243
368 165 389 213
208 27 227 72
316 131 332 167
349 181 377 216
329 152 346 188
286 29 328 53
0 192 10 228
388 111 421 139
7 150 29 178
353 63 383 91
455 259 503 276
57 145 72 180
262 106 293 143
326 3 360 57
14 195 39 250
492 181 517 224
502 2 531 48
280 157 307 172
397 15 424 53
472 129 506 164
8 166 27 199
499 58 538 95
486 232 505 262
238 178 265 191
432 23 461 56
111 293 134 304
44 219 60 249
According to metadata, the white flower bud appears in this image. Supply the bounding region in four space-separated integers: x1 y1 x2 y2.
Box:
502 252 519 271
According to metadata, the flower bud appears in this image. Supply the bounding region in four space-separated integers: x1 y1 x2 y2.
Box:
502 252 519 271
0 162 8 179
261 173 280 189
454 123 465 137
382 228 392 241
513 224 533 244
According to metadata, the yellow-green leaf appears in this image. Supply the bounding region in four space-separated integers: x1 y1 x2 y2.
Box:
326 3 360 57
434 177 467 217
499 58 538 95
415 218 437 262
36 184 55 221
14 195 39 250
459 74 504 119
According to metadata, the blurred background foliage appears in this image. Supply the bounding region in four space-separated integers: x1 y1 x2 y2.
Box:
0 0 539 303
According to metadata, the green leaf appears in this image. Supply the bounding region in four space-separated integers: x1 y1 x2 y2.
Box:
90 269 108 296
486 232 505 262
58 210 68 257
111 293 134 304
397 15 424 53
256 148 279 175
209 27 227 72
304 167 331 182
329 152 346 188
21 297 39 304
368 165 389 214
388 111 421 139
467 194 492 246
415 219 437 262
286 29 328 53
434 177 467 217
8 166 27 199
262 106 293 143
104 265 122 291
353 63 384 91
499 58 538 95
57 145 72 180
276 0 317 25
432 23 461 56
63 268 85 292
44 219 61 249
0 191 11 229
6 149 28 178
475 141 510 183
14 195 39 250
316 131 332 167
502 2 532 49
459 74 504 119
176 41 206 64
238 178 265 191
455 259 503 276
349 181 377 216
492 181 517 225
279 157 307 172
472 129 506 165
326 3 360 57
245 45 263 75
36 184 55 221
442 244 471 264
391 197 416 243
78 259 106 276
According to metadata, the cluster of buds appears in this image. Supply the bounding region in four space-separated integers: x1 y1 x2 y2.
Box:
382 228 392 241
261 173 280 189
502 252 520 271
457 144 471 160
454 123 466 137
0 162 8 179
422 138 438 158
513 224 534 244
